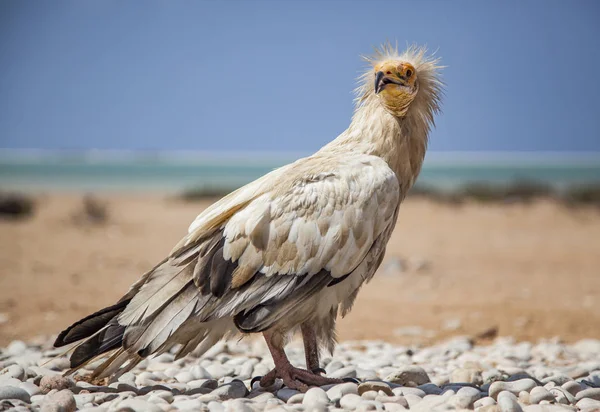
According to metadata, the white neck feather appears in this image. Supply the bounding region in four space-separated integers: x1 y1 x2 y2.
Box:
321 94 429 195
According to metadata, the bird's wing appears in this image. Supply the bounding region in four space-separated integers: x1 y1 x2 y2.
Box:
64 154 399 374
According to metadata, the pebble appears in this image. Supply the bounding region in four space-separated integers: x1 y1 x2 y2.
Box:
1 365 25 381
40 389 76 412
302 387 329 407
385 365 430 386
326 382 358 401
340 393 362 409
529 386 555 404
451 367 484 385
357 381 393 396
211 380 249 400
490 378 538 399
116 397 163 412
0 337 599 411
576 388 600 401
497 390 523 412
0 385 31 403
39 375 72 394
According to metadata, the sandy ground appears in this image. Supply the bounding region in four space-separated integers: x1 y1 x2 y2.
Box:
1 193 599 347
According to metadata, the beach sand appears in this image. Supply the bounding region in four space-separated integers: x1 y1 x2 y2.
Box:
1 193 599 346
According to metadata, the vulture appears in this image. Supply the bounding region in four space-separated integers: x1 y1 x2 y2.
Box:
54 44 443 391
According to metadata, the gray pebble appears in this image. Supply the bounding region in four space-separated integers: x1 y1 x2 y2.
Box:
0 385 31 403
417 383 442 395
276 388 300 402
18 381 40 396
211 380 248 400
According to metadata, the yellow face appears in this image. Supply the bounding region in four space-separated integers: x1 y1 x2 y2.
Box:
373 60 418 116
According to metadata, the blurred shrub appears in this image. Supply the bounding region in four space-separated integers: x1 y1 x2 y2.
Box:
0 192 35 220
72 195 109 225
562 184 600 207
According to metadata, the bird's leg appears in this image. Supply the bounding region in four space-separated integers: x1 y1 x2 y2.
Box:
301 323 324 374
259 329 343 392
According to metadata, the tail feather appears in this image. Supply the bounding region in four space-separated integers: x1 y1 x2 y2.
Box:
54 299 130 347
69 321 125 369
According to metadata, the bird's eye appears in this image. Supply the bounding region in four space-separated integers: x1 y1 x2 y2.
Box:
405 69 413 78
386 71 392 75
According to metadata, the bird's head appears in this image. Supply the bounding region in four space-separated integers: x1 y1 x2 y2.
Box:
373 61 418 116
356 44 444 120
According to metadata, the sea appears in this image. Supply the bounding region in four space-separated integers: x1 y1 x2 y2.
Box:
1 150 599 194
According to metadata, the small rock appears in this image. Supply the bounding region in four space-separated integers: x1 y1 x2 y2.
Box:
211 380 248 400
358 381 393 396
276 388 300 402
302 387 329 407
175 371 195 383
39 376 72 394
340 393 362 409
474 396 497 408
41 389 76 412
191 365 212 380
172 398 204 410
489 379 538 400
577 398 600 410
497 390 523 412
561 380 583 396
575 388 600 401
326 382 358 402
418 383 442 395
18 381 41 396
205 364 233 379
529 386 555 404
385 366 430 386
6 341 28 356
0 386 31 403
287 393 304 404
1 365 25 381
329 366 357 379
116 397 163 412
451 367 483 385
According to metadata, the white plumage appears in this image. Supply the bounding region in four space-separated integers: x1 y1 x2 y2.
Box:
54 44 443 390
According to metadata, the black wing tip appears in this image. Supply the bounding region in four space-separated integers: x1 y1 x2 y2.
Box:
53 299 131 348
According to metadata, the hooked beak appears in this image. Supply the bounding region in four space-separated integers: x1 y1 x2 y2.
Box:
374 71 405 94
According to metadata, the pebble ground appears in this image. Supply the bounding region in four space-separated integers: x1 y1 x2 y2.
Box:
1 336 600 411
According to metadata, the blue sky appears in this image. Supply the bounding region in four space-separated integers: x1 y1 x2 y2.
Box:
1 1 599 153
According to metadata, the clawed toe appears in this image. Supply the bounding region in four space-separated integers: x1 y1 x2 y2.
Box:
311 367 327 375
